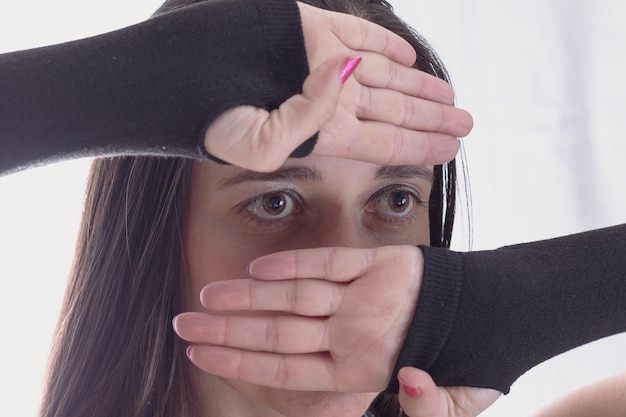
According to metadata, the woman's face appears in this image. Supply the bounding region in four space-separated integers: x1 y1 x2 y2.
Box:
183 155 433 417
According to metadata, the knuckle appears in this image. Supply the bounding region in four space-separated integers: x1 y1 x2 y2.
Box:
385 128 405 165
436 103 446 133
222 316 232 345
357 19 368 49
318 319 331 351
328 282 345 315
387 59 399 88
356 85 373 117
324 247 339 277
234 352 245 380
403 94 415 127
275 356 289 389
288 280 299 312
327 13 340 38
265 320 279 352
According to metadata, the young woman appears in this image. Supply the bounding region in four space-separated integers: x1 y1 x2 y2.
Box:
2 1 470 414
1 0 624 416
35 1 461 416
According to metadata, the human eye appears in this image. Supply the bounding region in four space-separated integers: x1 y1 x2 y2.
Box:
365 184 426 224
240 189 303 226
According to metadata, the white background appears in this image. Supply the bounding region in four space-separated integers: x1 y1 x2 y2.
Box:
1 1 625 416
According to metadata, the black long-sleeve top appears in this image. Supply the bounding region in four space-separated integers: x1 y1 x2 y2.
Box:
1 0 624 395
0 0 313 175
388 225 626 394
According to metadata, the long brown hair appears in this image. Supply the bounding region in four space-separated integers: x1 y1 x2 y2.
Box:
39 157 195 417
39 1 457 417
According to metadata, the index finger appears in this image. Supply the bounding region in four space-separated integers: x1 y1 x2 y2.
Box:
247 246 421 281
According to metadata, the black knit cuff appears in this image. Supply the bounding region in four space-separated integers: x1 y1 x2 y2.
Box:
385 246 464 394
199 0 318 163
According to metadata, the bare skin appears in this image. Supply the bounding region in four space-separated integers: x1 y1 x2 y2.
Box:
530 371 626 417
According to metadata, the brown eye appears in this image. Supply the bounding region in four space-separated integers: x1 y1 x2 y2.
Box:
387 192 411 214
263 194 286 215
368 188 417 218
246 191 298 219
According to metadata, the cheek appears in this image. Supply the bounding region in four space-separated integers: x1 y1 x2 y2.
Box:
418 217 431 246
182 222 300 311
365 209 431 247
183 227 250 311
411 204 432 246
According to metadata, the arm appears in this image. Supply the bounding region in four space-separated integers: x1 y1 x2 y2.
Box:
171 224 626 396
0 0 308 175
391 223 626 394
530 371 626 417
1 0 471 177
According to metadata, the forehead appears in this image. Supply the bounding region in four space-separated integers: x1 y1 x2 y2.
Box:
195 156 434 191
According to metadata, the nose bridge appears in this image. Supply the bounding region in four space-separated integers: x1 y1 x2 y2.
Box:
312 207 374 249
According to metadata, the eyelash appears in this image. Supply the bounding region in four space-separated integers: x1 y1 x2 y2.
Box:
365 184 426 227
239 184 427 229
238 188 303 229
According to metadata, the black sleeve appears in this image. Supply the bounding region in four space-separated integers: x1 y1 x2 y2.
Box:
0 0 315 176
387 223 626 394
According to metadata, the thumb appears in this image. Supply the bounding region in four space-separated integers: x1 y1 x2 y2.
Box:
397 367 502 417
397 367 444 417
203 55 358 172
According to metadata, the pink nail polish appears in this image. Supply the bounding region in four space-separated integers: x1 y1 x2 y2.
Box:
341 56 362 84
400 381 421 398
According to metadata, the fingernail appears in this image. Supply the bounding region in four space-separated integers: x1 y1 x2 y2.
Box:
400 381 421 398
186 345 193 358
341 56 362 84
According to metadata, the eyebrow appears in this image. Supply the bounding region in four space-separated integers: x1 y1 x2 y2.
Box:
217 166 323 189
375 165 434 182
217 164 433 189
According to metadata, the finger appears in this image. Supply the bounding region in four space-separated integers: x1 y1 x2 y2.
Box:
355 88 472 138
199 279 345 316
249 246 376 281
397 367 445 417
186 345 345 391
185 344 382 391
173 312 329 353
398 367 502 417
354 51 454 105
318 122 460 168
203 55 348 172
313 4 417 66
248 246 421 282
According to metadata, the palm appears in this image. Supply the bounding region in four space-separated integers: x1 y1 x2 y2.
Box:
327 256 420 391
